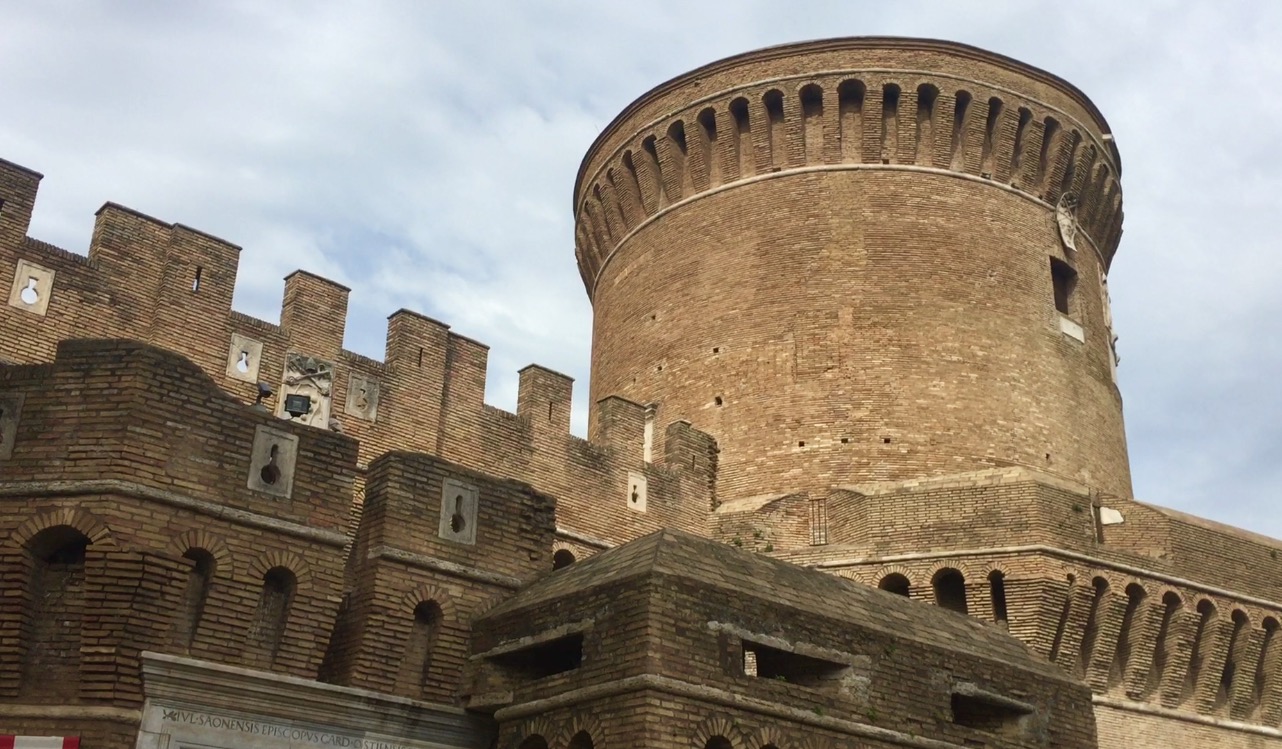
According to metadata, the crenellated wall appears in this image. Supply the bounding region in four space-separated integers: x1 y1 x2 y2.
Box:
0 158 717 553
573 40 1124 290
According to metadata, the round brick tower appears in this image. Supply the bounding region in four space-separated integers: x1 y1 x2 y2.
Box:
575 38 1131 501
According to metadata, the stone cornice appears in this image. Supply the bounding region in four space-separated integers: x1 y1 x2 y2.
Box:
140 652 489 747
0 479 349 547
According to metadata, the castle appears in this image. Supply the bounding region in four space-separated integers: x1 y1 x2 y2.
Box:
1 36 1278 749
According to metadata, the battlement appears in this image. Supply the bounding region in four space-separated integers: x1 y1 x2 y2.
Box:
0 157 719 551
574 37 1124 298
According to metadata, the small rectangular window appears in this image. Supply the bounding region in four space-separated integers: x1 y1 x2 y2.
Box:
490 634 583 679
1050 257 1077 316
952 691 1033 735
742 641 848 687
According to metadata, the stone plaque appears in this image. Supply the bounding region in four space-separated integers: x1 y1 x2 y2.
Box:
7 259 55 316
438 479 478 545
226 333 264 383
246 425 298 499
344 373 380 422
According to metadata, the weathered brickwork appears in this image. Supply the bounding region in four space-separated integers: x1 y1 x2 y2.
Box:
473 530 1099 749
575 38 1129 502
2 35 1279 749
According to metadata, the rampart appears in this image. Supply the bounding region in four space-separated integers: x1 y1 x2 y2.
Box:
0 157 717 553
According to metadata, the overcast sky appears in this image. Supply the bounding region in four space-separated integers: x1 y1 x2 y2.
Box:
2 1 1279 538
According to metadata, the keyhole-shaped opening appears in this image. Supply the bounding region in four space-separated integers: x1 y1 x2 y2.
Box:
449 495 466 533
630 484 639 503
236 350 251 373
356 386 369 411
19 277 39 305
260 444 282 485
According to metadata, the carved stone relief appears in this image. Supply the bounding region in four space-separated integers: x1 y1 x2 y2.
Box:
226 333 264 383
277 353 333 429
438 478 478 545
0 393 24 460
7 259 55 316
1055 193 1079 254
344 373 380 422
246 425 299 498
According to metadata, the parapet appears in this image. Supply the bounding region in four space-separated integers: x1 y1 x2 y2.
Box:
0 155 720 551
573 37 1124 298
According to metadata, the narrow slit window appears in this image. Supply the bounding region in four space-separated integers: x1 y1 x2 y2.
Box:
741 640 849 688
988 571 1009 625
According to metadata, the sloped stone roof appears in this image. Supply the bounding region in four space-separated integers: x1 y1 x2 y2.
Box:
485 528 1070 682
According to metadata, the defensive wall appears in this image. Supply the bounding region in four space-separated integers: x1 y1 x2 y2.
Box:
0 157 717 557
0 339 557 748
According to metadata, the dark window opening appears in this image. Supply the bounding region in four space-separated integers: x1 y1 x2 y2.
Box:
491 633 583 680
879 573 911 597
951 692 1030 734
933 568 968 615
552 549 576 570
988 571 1009 625
192 266 203 292
704 738 733 749
741 640 849 688
1050 257 1077 316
